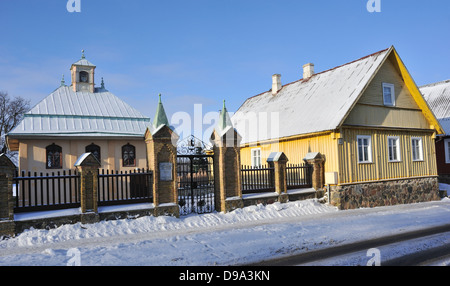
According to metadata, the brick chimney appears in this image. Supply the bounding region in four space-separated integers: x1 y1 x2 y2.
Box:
303 63 315 79
272 74 282 95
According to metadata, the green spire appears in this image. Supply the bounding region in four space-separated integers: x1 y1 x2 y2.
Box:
152 94 169 130
60 74 65 87
81 49 85 59
217 99 233 132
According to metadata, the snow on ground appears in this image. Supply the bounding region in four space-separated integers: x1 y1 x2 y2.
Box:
0 198 450 266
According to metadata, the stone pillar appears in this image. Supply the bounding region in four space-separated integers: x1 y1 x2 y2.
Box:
145 126 180 217
267 152 289 203
0 154 16 237
74 153 101 224
211 128 243 213
303 152 325 191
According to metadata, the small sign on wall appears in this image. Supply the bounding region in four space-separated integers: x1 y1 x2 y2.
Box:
159 162 173 181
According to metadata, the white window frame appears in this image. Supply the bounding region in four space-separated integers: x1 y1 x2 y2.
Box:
251 148 262 168
411 137 423 161
382 83 395 107
388 136 401 162
445 139 450 164
357 135 372 163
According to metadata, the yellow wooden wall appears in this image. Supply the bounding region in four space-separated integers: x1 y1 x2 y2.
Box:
240 132 340 174
338 127 437 184
344 53 431 130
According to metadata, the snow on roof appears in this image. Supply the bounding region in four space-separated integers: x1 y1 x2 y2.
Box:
232 48 390 144
420 79 450 134
8 86 151 138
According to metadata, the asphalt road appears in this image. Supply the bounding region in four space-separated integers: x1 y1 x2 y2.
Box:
249 223 450 266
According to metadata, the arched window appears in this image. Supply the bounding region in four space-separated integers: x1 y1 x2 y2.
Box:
79 71 89 83
85 143 101 162
46 143 62 169
122 143 136 167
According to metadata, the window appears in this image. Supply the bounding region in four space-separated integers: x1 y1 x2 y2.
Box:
382 83 395 106
251 148 261 168
388 136 401 162
357 135 372 163
445 139 450 164
411 137 423 161
46 143 62 169
79 71 89 83
85 143 101 162
122 143 136 167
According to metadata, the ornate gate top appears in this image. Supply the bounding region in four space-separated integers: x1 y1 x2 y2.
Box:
177 135 212 155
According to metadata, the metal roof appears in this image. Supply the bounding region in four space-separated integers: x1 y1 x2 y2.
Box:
420 79 450 134
8 86 151 138
232 48 391 144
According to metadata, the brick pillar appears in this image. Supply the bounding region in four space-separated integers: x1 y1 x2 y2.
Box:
303 152 325 191
75 153 101 224
0 154 16 237
211 128 243 213
145 126 180 217
267 152 289 203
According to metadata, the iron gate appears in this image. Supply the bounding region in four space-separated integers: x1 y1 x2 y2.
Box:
177 135 214 215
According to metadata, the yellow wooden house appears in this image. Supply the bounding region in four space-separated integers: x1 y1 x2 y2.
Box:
232 46 443 208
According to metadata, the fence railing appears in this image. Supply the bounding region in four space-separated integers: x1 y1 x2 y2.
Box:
241 164 275 194
14 170 80 213
98 168 153 206
286 163 313 189
13 168 154 213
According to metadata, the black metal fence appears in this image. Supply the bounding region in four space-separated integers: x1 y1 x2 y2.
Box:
13 168 153 213
241 163 313 194
286 163 313 189
98 169 153 206
14 170 80 213
241 164 275 194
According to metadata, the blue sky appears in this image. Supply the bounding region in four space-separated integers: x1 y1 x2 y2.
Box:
1 0 449 139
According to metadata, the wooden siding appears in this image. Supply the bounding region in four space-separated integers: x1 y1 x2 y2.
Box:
436 137 450 175
240 132 339 174
338 127 437 184
344 53 430 130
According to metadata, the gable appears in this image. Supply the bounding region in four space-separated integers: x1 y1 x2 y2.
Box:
343 53 430 130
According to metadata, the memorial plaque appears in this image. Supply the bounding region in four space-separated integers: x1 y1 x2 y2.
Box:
159 162 173 181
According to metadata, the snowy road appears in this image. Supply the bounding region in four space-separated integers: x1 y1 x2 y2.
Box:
0 198 449 266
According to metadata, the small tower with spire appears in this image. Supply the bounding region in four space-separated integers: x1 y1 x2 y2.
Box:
144 94 180 217
70 49 96 93
210 100 243 213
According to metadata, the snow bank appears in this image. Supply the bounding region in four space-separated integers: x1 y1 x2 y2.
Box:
1 198 449 266
2 199 336 249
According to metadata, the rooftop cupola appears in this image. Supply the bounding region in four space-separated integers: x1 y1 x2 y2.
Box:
70 50 96 93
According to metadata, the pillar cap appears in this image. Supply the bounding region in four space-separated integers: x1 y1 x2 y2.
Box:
267 152 288 163
303 152 323 161
74 152 101 167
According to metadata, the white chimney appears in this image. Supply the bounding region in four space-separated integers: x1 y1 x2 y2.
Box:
303 63 315 79
272 74 282 95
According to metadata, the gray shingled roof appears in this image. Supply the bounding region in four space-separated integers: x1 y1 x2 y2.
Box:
8 85 151 138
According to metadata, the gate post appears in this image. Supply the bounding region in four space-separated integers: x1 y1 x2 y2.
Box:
267 152 289 203
0 154 16 237
145 94 180 217
75 153 101 224
210 101 243 213
303 152 325 192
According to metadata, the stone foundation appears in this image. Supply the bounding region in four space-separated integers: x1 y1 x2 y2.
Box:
330 176 440 210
